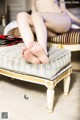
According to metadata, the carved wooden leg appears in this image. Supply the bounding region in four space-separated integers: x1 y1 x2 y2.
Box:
63 76 71 96
47 88 55 113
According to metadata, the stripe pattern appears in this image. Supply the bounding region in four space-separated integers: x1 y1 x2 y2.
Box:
48 29 80 45
8 28 80 45
0 43 71 80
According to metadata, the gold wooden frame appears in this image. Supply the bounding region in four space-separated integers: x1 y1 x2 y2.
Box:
0 66 72 112
0 67 72 87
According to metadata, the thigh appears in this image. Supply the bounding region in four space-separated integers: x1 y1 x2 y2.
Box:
40 12 71 33
17 12 33 26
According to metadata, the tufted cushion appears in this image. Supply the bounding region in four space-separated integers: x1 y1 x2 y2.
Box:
0 43 71 80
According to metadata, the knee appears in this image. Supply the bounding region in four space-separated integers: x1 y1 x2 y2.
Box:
31 12 40 19
17 12 30 20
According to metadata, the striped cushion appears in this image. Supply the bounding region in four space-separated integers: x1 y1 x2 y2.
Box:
48 29 80 45
0 43 71 80
8 28 80 45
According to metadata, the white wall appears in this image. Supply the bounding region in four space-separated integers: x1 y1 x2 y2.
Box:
7 0 31 21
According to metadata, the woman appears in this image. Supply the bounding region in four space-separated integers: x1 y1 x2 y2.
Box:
17 0 80 64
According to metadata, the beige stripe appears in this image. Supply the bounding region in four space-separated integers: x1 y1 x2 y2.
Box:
48 31 80 45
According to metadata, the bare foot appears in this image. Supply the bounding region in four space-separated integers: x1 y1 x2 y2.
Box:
21 46 27 57
30 42 49 64
21 45 41 64
23 49 41 64
21 42 33 56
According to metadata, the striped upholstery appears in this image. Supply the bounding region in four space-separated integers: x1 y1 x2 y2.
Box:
0 43 71 80
8 28 80 45
48 29 80 45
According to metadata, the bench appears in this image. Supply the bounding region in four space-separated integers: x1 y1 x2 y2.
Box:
0 43 72 112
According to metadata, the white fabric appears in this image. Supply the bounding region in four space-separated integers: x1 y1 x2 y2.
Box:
4 20 18 35
71 24 80 29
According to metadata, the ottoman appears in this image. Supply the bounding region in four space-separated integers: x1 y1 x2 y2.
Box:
0 43 72 112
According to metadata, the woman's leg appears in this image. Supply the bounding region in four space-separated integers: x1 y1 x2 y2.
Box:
17 12 41 64
31 26 57 38
17 12 49 64
40 12 71 33
17 12 34 48
47 30 57 38
31 12 48 54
